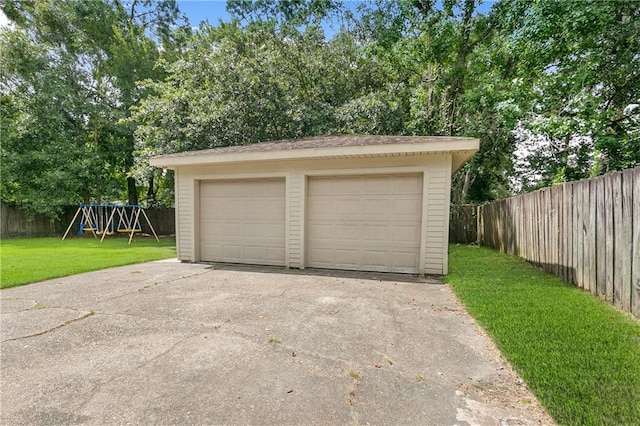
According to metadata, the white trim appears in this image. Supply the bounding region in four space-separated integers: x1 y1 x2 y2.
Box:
193 172 289 181
285 173 291 268
189 166 428 181
301 166 428 176
300 174 307 270
174 168 181 260
192 179 200 262
419 170 429 274
442 156 453 275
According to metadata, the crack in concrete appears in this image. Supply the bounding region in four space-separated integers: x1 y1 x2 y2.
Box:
1 311 95 343
99 269 215 304
277 284 294 298
94 310 220 333
75 333 199 414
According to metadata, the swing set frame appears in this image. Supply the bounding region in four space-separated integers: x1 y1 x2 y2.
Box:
62 204 159 244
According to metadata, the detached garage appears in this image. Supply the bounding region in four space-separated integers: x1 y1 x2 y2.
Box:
150 135 478 275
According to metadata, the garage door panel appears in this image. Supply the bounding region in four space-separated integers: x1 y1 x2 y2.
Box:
200 179 285 266
308 223 334 240
307 198 334 217
335 224 361 241
307 174 422 273
308 178 336 194
392 252 420 269
363 199 390 214
201 243 222 260
335 249 361 268
363 176 393 193
209 222 241 237
335 199 362 216
244 246 266 262
308 248 333 265
393 175 423 193
392 225 421 244
267 247 285 262
265 199 286 215
363 225 389 242
363 251 386 266
223 245 242 259
242 222 284 239
394 199 422 215
336 178 363 194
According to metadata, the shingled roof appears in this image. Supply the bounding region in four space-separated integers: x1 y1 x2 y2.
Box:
156 135 475 157
150 134 479 171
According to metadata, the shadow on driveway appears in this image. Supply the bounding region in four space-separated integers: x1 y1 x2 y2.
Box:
203 262 440 284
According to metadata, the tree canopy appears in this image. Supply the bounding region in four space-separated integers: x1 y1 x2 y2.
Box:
1 0 638 217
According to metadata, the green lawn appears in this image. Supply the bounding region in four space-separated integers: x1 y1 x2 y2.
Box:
0 237 176 289
447 244 640 426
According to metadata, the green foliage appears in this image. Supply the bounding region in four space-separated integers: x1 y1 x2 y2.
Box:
0 237 176 289
447 245 640 425
131 18 386 160
496 0 640 187
227 0 341 27
0 0 187 216
133 0 523 203
2 0 638 212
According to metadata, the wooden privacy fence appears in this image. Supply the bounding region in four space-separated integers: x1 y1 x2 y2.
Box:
476 168 639 317
449 204 478 244
0 204 176 238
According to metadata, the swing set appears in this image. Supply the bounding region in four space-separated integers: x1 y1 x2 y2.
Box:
62 204 159 244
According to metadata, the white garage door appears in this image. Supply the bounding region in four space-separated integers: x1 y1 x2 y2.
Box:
307 174 422 273
200 179 286 266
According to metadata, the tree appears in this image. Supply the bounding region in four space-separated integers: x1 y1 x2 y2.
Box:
131 11 381 158
0 0 187 216
496 0 640 189
348 0 521 202
133 0 521 204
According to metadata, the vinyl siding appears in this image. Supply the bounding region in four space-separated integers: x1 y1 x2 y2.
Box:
422 157 452 274
176 168 194 261
287 172 305 268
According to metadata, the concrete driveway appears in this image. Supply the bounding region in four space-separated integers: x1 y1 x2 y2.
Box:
1 261 552 425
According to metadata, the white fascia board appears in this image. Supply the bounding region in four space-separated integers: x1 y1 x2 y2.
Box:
149 139 480 169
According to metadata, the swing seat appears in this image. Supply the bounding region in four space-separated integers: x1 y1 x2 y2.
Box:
117 228 141 233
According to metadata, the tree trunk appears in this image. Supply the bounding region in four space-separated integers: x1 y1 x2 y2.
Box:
146 172 156 206
127 176 138 206
460 167 472 204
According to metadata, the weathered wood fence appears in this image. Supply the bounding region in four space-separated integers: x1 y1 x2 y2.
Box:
449 204 478 244
450 168 640 317
0 204 176 238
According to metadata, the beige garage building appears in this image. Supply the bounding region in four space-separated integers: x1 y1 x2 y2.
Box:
150 135 478 275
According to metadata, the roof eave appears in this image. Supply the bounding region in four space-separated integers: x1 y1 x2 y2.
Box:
149 139 480 169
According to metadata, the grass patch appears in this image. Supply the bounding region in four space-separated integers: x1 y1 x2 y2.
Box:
446 245 640 425
0 236 176 289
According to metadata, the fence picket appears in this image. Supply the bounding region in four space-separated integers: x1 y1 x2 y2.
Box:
587 179 597 294
631 168 640 317
603 176 614 302
595 177 607 297
613 172 624 308
621 169 634 311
